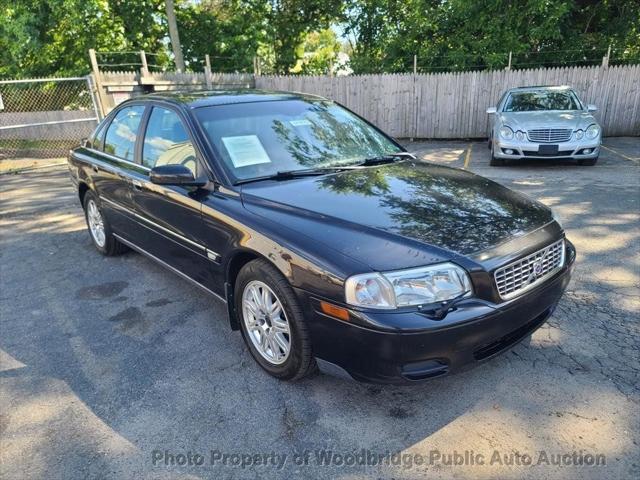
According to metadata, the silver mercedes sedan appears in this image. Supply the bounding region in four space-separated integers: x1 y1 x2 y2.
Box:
487 86 601 166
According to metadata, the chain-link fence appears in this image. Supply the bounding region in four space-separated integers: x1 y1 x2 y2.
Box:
0 77 100 160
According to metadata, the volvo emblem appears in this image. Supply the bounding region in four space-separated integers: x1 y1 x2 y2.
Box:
533 261 544 276
529 260 544 282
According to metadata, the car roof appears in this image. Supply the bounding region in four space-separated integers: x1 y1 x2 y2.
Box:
141 89 327 108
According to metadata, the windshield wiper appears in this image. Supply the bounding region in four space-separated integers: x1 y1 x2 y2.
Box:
358 152 416 166
234 167 347 185
235 152 416 185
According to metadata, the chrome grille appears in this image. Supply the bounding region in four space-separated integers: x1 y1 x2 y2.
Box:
527 128 572 143
494 240 565 300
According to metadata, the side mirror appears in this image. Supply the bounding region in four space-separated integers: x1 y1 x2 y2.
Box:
150 164 206 187
486 106 497 114
587 104 598 112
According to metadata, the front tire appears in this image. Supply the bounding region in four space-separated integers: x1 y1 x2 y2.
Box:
235 259 316 381
83 191 128 256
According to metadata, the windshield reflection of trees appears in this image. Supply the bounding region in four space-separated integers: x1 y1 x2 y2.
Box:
507 92 578 112
271 103 397 168
318 164 549 253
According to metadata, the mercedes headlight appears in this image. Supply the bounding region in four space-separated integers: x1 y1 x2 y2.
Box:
499 126 514 140
345 263 473 309
585 124 600 139
574 129 584 140
515 130 525 141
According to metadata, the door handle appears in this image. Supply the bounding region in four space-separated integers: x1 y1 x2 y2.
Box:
131 179 143 190
92 165 99 173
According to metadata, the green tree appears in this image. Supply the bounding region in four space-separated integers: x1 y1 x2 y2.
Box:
292 29 342 75
176 0 267 72
0 0 169 78
345 0 640 73
258 0 344 73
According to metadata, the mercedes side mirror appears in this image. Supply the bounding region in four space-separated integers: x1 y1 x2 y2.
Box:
587 104 598 113
150 164 206 187
486 106 497 114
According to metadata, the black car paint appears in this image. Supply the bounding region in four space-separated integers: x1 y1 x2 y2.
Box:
68 91 574 384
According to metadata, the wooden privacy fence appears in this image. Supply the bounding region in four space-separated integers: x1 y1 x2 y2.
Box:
255 65 640 138
93 65 639 138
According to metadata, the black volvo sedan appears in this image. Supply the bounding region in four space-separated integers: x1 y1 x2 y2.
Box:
68 90 575 384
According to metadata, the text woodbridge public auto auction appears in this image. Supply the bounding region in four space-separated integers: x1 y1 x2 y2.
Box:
151 448 606 470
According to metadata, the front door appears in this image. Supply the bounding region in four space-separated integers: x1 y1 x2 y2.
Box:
131 105 214 287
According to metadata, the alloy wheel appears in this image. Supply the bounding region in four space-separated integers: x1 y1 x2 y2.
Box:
241 280 291 365
87 199 106 247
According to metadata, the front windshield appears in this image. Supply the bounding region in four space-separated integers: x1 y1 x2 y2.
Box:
194 99 401 181
504 90 582 112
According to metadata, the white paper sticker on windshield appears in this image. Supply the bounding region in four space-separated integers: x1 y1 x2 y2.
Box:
290 119 312 127
221 135 271 168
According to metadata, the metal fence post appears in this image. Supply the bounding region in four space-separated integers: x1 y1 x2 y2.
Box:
204 54 212 89
85 75 102 121
412 54 419 141
602 45 611 68
140 50 149 77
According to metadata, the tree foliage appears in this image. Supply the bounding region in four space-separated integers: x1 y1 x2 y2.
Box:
0 0 170 78
258 0 343 73
291 29 342 75
0 0 638 79
176 0 267 72
345 0 640 73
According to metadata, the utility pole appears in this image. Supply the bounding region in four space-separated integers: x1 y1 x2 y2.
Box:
165 0 185 72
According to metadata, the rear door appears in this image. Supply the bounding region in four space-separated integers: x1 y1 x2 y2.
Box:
82 104 148 239
131 104 214 286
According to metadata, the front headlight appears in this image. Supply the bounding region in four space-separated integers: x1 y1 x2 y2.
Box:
499 126 514 140
585 124 600 139
574 129 584 140
515 130 525 141
345 263 473 309
344 272 395 309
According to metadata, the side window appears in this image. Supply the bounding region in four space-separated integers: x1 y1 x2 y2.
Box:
103 105 145 161
142 107 197 175
91 121 107 150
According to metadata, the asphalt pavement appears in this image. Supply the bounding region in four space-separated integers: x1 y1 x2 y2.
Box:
1 138 638 479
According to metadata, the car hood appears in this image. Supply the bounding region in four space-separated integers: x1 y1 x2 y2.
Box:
240 162 553 270
499 110 597 131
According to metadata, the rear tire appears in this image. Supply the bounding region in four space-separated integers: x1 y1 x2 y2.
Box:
577 156 598 166
83 191 128 256
235 259 316 381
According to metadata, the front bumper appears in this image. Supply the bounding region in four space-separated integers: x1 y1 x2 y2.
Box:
297 241 576 384
494 137 600 160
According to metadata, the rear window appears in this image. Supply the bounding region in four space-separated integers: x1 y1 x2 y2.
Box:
103 105 145 161
90 122 107 150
